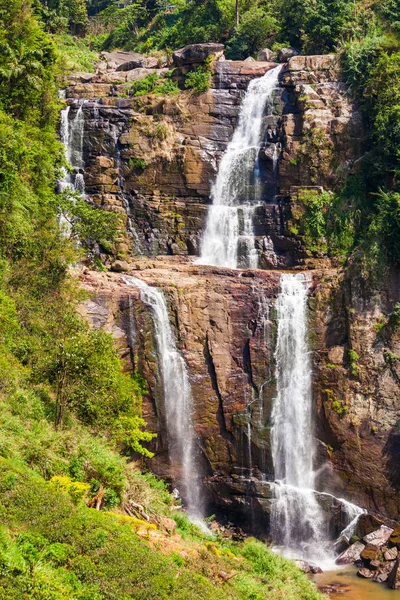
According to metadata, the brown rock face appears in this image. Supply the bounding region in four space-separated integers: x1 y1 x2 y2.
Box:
77 257 399 534
313 269 400 518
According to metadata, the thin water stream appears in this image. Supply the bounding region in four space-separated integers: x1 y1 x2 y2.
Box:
124 276 204 523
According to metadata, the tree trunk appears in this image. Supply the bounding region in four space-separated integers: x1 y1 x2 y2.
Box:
236 0 239 26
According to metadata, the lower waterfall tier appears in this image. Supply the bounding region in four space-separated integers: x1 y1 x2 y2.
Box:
79 256 400 528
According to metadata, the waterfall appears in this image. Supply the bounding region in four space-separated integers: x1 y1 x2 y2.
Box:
124 276 204 522
271 273 330 560
59 102 86 194
270 273 365 562
196 65 281 269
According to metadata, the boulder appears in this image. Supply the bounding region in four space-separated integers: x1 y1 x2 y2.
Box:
257 48 274 61
295 560 311 572
363 525 393 547
126 68 168 82
360 544 380 562
172 43 225 67
111 260 130 273
355 514 385 539
101 51 146 71
278 47 298 62
385 547 398 561
327 346 345 365
389 525 400 547
159 517 177 535
357 568 374 579
388 559 400 589
336 541 365 565
244 56 256 62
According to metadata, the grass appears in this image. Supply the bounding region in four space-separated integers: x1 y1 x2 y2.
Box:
54 33 99 73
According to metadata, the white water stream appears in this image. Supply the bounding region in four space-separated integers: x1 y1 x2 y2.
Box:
271 273 364 564
124 276 204 523
197 65 282 269
59 101 86 194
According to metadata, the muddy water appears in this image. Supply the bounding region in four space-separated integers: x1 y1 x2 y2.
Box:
313 567 400 599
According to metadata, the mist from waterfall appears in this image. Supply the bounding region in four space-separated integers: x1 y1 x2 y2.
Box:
124 276 204 523
196 65 282 269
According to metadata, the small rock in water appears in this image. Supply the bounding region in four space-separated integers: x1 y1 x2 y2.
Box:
310 565 323 574
369 559 381 570
357 568 374 579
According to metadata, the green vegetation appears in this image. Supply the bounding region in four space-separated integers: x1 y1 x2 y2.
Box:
185 66 211 93
130 71 179 96
348 349 360 377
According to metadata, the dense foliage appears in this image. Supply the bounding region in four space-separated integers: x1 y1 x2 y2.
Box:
0 0 153 502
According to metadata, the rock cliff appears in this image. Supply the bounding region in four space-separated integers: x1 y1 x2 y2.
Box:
78 258 400 529
67 46 399 535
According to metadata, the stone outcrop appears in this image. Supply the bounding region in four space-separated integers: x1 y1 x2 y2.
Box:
172 43 225 67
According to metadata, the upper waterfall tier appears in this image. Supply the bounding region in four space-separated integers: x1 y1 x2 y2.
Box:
196 65 282 270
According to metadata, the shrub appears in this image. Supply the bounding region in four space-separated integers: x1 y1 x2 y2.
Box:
185 67 210 93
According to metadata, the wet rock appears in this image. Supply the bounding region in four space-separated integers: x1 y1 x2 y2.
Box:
172 43 225 67
369 559 381 570
295 560 311 572
335 541 365 565
373 570 390 583
278 47 298 62
360 544 380 562
310 565 323 574
388 559 400 589
385 547 398 561
357 568 374 579
389 525 400 547
363 525 393 547
257 48 274 61
355 514 385 539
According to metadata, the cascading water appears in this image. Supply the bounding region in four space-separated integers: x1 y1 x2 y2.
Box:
59 101 86 194
270 273 364 563
271 273 328 559
124 276 204 523
196 65 281 269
